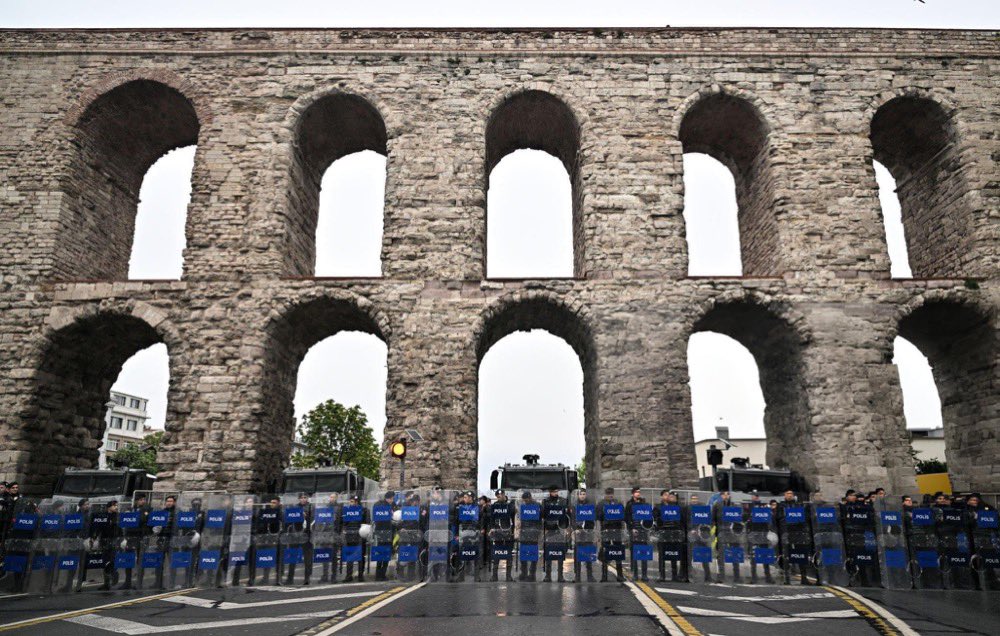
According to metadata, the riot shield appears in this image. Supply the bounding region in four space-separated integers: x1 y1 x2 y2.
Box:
26 500 70 595
874 498 910 590
370 495 396 582
937 505 975 590
684 492 716 584
598 493 627 582
339 496 369 582
540 489 570 583
971 507 999 591
395 492 423 582
652 492 687 583
279 493 313 586
842 501 880 587
227 495 258 586
571 490 598 583
811 501 849 586
195 494 231 588
715 499 748 584
2 499 40 593
746 502 778 584
423 489 454 583
622 489 656 582
516 492 543 582
165 492 208 589
78 501 118 591
455 494 483 582
51 500 89 593
778 499 815 585
114 501 145 590
136 492 176 590
907 505 943 589
250 497 283 586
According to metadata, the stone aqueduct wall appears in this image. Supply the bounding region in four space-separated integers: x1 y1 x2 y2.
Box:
0 28 996 497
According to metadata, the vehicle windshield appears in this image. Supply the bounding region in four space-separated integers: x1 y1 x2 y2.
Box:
501 470 566 491
57 475 93 496
284 473 348 495
726 472 791 496
91 474 127 495
55 474 126 496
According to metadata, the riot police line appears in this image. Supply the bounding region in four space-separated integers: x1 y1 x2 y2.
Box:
1 486 997 594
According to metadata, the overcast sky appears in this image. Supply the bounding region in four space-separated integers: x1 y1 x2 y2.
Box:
9 0 990 490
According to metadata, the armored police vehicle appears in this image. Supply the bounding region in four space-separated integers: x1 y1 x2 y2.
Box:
279 467 379 499
699 465 808 497
51 467 156 504
489 455 580 493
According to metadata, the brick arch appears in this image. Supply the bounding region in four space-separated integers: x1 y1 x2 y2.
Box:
472 291 601 485
685 291 815 486
63 68 213 129
867 89 975 278
256 292 390 491
890 291 997 492
16 304 178 495
55 76 201 282
280 88 390 277
674 85 782 276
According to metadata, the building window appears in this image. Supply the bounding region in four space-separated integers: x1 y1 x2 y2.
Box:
126 419 138 432
129 398 141 409
107 439 119 451
114 395 126 406
111 416 123 429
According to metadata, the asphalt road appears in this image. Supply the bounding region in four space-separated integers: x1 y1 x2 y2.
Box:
1 574 998 635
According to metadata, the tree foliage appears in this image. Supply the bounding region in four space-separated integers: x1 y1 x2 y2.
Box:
291 400 380 480
110 431 164 474
575 456 586 487
915 457 947 475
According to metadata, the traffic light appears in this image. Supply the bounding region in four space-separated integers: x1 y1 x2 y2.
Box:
390 438 407 460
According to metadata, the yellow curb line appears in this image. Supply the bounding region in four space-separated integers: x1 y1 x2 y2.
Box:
630 579 703 636
825 586 906 636
299 583 424 636
0 587 199 632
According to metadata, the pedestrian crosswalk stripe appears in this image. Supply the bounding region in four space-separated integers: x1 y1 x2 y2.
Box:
67 610 339 634
165 590 380 610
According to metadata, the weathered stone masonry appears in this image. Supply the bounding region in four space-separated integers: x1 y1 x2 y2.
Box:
0 28 996 497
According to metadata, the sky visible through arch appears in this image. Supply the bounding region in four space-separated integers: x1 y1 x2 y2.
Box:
9 0 989 491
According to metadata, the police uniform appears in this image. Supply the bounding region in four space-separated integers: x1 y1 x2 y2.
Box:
488 492 515 581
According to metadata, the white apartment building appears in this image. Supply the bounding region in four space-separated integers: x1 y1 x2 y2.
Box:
99 390 153 469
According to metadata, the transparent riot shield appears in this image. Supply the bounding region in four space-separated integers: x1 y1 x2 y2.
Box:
715 499 748 584
746 502 778 584
114 501 144 590
424 489 454 583
623 489 656 583
684 492 715 584
310 493 342 584
339 496 369 582
874 498 910 590
811 501 849 586
250 498 283 586
370 494 396 582
598 493 627 582
938 505 975 590
652 493 687 583
226 495 258 587
78 502 118 591
54 500 90 593
2 499 40 593
279 493 313 586
907 505 943 589
571 490 598 583
842 501 880 587
514 492 543 582
195 494 231 588
539 489 570 583
395 492 423 582
778 499 815 585
165 492 208 589
136 492 176 590
971 508 999 591
455 494 483 582
27 500 66 595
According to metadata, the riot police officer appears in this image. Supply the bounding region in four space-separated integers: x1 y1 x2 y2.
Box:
572 488 597 583
655 489 687 583
283 492 313 585
92 501 120 590
542 485 569 582
372 491 396 581
598 488 625 583
119 493 149 590
841 489 880 587
713 491 742 583
518 491 541 582
250 497 281 586
625 487 650 581
317 492 341 584
456 490 482 582
747 492 776 584
342 494 369 583
488 490 515 581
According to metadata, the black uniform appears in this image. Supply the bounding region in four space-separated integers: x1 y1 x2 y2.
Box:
598 498 626 582
372 499 396 581
542 494 569 582
342 502 370 582
456 499 483 582
250 504 281 586
654 500 688 582
282 501 313 585
488 499 515 581
572 499 597 582
777 500 815 585
841 501 879 587
626 497 650 580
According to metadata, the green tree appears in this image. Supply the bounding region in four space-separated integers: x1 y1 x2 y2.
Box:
915 457 947 475
291 400 380 480
575 456 586 487
109 431 164 474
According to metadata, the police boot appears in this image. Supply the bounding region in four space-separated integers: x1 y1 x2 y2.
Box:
600 563 609 582
491 562 499 582
505 561 514 581
574 562 581 583
616 565 625 582
542 562 552 582
518 563 527 581
587 563 596 583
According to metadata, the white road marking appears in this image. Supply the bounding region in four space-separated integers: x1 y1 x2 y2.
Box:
828 585 921 636
653 587 700 596
249 581 384 593
656 588 835 602
164 590 379 610
313 582 426 635
676 605 857 625
66 611 339 634
624 581 689 636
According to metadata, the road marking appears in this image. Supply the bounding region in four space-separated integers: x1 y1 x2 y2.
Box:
302 583 425 636
165 590 380 610
677 605 856 624
655 588 835 602
826 585 918 636
627 579 702 636
0 588 198 632
250 581 387 593
67 611 339 634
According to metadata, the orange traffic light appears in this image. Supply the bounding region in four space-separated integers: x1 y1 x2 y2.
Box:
390 439 407 460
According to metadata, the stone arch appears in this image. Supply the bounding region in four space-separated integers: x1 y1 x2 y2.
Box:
869 90 973 278
892 292 997 492
473 292 600 484
686 293 814 486
484 89 584 277
676 86 780 276
281 89 389 277
258 292 390 490
18 304 177 494
55 78 201 281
